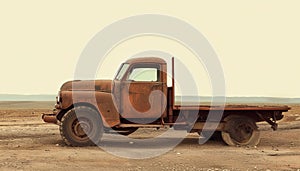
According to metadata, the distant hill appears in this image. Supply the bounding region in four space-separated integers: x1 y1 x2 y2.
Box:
0 94 56 101
0 101 54 109
0 94 299 104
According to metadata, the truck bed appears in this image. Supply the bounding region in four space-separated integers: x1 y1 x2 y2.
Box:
173 102 290 111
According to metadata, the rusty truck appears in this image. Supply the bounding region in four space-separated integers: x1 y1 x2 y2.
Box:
42 57 290 146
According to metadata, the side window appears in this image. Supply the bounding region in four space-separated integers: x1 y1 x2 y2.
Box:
128 67 158 82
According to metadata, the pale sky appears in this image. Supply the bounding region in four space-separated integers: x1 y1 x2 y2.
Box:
0 0 299 97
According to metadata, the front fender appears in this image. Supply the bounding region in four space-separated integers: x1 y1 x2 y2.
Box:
59 91 120 127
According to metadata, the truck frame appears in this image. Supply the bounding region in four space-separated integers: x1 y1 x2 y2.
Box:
42 57 290 146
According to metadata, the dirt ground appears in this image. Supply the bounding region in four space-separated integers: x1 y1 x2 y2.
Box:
0 102 299 171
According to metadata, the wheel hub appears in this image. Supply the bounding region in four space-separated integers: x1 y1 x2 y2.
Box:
232 123 253 143
73 119 92 138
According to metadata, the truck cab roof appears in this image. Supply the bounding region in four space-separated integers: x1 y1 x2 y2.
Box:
125 57 166 64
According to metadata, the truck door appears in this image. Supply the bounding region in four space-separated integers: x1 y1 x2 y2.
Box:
120 63 164 119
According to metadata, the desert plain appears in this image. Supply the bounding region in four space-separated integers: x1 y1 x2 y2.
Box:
0 101 299 171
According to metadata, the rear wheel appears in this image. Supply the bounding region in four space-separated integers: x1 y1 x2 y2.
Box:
60 106 103 146
221 115 260 146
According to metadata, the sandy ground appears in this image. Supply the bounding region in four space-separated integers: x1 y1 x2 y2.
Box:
0 102 299 171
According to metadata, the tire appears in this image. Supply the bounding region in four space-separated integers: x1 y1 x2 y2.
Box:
59 106 103 146
221 115 260 146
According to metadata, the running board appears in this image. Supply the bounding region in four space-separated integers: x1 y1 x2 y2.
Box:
117 122 224 130
118 124 164 128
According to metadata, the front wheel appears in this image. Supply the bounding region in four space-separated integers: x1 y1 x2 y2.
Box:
59 106 103 146
221 115 260 146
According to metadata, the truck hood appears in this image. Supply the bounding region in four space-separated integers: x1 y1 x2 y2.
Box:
60 80 112 92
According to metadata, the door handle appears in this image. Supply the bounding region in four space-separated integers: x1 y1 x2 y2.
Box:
152 83 162 89
153 82 162 86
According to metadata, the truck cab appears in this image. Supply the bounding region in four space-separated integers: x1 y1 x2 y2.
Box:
112 57 167 122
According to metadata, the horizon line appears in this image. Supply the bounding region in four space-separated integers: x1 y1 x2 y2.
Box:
0 93 300 99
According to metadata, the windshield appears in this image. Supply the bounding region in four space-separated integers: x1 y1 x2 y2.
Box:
115 63 129 80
